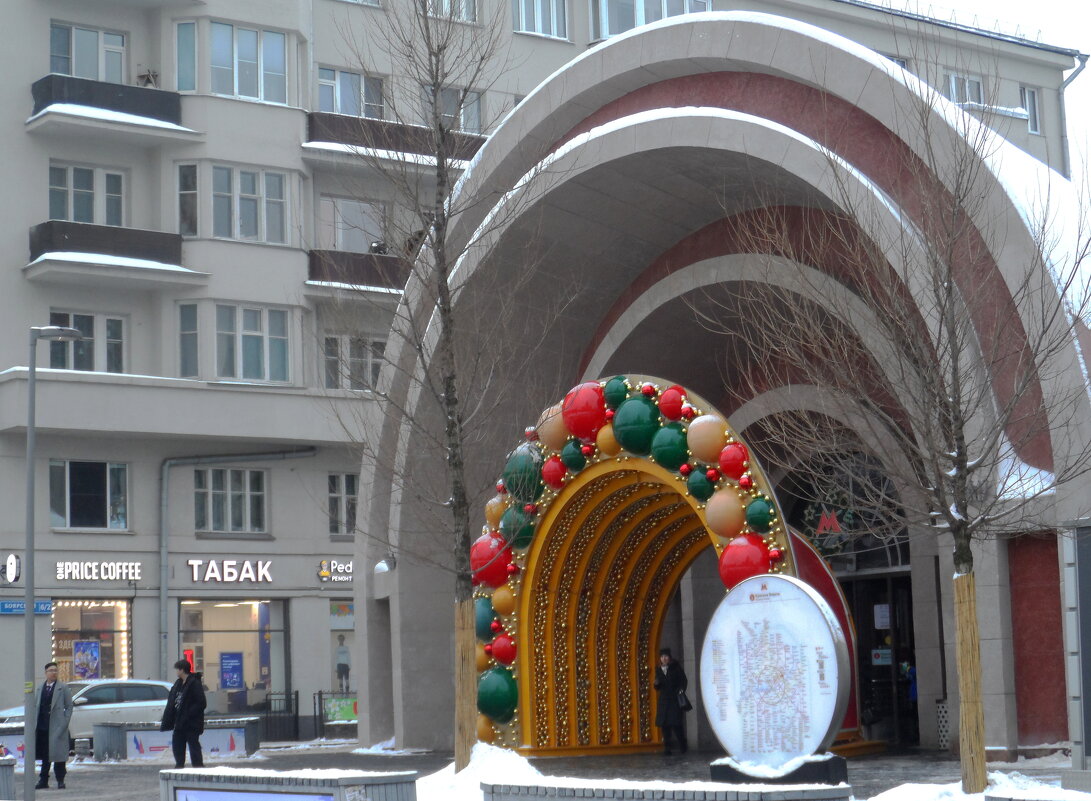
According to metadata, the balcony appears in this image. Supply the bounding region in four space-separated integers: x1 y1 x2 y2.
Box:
306 250 410 296
304 113 485 169
26 74 201 145
26 220 208 289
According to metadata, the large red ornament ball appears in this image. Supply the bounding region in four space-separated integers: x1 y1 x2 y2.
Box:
470 532 512 588
541 456 567 489
562 382 607 442
719 443 749 480
659 385 686 421
490 634 517 665
718 533 771 589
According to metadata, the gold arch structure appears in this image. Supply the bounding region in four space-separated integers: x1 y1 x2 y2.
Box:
473 376 797 756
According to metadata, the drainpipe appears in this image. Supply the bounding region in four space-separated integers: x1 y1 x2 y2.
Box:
159 447 317 677
1059 53 1088 180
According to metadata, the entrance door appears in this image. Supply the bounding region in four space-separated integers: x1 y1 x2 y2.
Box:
841 574 918 745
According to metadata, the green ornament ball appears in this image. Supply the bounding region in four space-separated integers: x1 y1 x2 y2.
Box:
502 442 544 504
560 439 587 472
604 376 630 409
475 596 497 641
477 667 519 723
500 506 535 549
746 497 775 532
650 422 688 471
687 470 715 502
612 396 660 455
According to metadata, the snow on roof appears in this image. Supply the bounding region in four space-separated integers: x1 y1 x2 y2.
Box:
303 141 470 171
305 279 403 295
26 103 199 133
28 250 199 274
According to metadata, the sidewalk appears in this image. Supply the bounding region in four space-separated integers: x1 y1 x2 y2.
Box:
7 741 1071 800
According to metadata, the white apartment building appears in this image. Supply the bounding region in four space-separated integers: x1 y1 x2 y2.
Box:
0 0 1083 745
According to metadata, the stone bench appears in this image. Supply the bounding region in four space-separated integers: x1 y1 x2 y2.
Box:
160 767 418 801
95 717 260 761
481 782 853 800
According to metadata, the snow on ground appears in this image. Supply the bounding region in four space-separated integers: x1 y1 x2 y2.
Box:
351 736 432 755
871 772 1091 801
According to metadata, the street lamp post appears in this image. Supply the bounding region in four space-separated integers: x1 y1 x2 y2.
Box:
24 325 81 801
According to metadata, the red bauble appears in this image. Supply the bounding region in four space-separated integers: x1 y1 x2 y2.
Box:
718 533 771 589
490 619 503 633
705 468 720 482
524 503 538 515
679 463 693 477
470 532 512 588
541 456 567 490
490 634 517 665
719 443 749 480
524 426 539 441
738 474 753 490
680 404 696 420
640 383 656 397
605 409 615 422
659 385 686 420
496 480 507 494
581 444 595 457
768 548 784 562
562 382 607 441
484 644 493 655
506 563 520 575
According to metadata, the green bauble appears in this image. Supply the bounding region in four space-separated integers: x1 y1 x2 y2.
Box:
687 471 715 502
612 396 660 455
560 439 587 472
604 376 630 409
650 422 688 471
502 442 543 504
500 506 535 549
477 667 519 723
746 497 775 532
475 597 496 641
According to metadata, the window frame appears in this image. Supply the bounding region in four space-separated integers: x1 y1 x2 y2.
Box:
48 311 126 374
318 68 385 119
945 71 984 106
49 459 129 531
211 165 289 244
49 163 125 227
210 21 287 104
427 0 478 22
328 473 359 536
1020 85 1041 134
323 333 386 391
513 0 568 39
176 21 197 92
423 86 483 133
179 302 199 378
591 0 705 39
215 304 291 383
50 22 127 84
193 467 268 534
319 195 387 254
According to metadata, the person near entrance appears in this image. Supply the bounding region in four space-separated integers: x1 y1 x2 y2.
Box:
160 658 206 768
34 661 74 790
653 648 689 755
335 634 351 692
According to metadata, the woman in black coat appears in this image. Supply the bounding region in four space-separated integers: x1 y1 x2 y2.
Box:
653 647 689 754
161 659 207 768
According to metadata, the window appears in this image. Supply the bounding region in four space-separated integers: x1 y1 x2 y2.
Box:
946 72 983 105
179 303 198 377
49 165 124 226
1021 86 1040 134
423 86 482 133
176 22 196 92
51 24 126 83
216 305 289 382
324 335 385 390
178 164 198 236
49 460 128 529
318 69 384 118
211 22 286 103
428 0 477 21
52 601 132 680
212 166 287 243
513 0 566 37
319 197 386 253
194 468 267 533
328 474 359 535
49 311 124 373
591 0 705 38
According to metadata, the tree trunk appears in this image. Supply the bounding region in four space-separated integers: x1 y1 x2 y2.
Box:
454 596 477 771
954 571 987 793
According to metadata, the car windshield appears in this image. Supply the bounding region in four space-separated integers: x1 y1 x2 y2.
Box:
68 683 89 695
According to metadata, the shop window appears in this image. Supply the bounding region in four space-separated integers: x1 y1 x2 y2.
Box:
52 600 132 681
329 601 354 694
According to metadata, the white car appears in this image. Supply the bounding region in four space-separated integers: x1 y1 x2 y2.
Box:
0 679 173 741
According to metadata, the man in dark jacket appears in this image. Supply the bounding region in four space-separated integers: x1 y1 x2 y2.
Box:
160 658 206 768
653 647 688 755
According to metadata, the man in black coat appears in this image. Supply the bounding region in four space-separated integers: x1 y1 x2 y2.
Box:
160 658 207 768
653 647 688 755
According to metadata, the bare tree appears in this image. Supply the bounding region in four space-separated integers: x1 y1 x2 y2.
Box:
694 75 1091 791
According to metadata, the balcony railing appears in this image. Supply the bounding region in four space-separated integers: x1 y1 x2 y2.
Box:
307 113 485 161
30 220 183 265
308 250 410 290
31 74 182 126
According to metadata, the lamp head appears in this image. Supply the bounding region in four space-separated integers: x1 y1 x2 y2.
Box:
31 326 83 342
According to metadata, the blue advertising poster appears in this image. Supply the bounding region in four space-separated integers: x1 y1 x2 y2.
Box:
220 652 243 689
73 641 101 679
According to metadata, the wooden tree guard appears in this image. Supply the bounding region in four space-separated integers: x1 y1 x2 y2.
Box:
455 597 477 771
954 572 987 793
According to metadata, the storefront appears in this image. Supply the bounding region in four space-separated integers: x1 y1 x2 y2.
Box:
52 599 132 681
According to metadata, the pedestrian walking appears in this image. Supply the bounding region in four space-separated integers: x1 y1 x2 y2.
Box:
160 658 206 768
653 647 689 755
34 661 73 789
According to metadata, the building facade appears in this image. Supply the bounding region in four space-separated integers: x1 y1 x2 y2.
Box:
0 0 1084 752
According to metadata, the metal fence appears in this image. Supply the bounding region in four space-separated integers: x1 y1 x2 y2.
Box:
259 690 300 742
313 691 358 739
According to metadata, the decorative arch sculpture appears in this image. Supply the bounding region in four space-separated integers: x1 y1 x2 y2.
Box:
471 375 858 754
